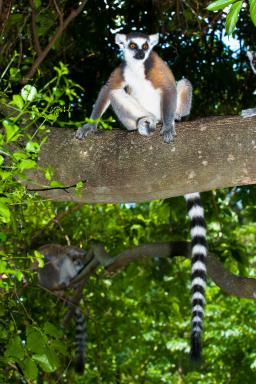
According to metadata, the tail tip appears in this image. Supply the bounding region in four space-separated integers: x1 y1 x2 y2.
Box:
190 334 202 363
75 356 85 374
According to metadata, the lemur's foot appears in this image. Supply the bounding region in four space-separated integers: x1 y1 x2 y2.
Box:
175 112 182 121
160 123 176 144
241 108 256 118
137 116 158 136
75 123 97 139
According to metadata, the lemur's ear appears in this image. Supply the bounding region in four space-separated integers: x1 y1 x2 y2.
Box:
149 33 159 47
115 34 126 47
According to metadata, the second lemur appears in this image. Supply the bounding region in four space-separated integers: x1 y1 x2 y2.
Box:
37 244 87 374
76 32 192 144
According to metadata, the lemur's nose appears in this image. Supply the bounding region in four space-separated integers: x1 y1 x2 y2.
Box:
134 49 145 60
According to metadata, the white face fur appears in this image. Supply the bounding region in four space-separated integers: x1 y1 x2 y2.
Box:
115 33 159 65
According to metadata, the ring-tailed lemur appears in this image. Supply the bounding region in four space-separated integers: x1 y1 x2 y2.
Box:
76 32 207 360
76 32 192 144
241 51 256 118
37 244 87 373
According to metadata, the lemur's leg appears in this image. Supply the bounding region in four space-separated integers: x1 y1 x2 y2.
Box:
110 89 159 136
241 108 256 118
175 79 193 120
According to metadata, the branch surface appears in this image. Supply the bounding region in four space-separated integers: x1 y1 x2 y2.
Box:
26 115 256 202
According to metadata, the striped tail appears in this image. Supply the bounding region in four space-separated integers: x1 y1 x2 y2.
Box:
184 192 207 361
74 307 86 374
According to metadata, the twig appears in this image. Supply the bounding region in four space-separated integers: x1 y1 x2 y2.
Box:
53 0 63 25
29 0 42 55
22 0 88 83
27 179 86 192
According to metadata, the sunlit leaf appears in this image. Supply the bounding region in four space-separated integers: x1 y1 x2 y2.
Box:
250 0 256 26
226 1 243 34
3 120 20 143
207 0 236 11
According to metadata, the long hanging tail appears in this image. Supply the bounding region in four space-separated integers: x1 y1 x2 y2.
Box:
184 192 207 361
74 307 86 374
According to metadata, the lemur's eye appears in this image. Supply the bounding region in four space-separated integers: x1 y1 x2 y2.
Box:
142 43 149 50
129 42 137 49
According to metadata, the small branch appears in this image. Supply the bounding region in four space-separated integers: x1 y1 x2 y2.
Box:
22 0 88 83
53 0 63 25
27 179 86 192
29 0 42 55
0 0 3 18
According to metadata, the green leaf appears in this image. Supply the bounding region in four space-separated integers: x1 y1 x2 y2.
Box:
0 232 7 242
250 0 256 26
26 141 40 154
43 322 63 339
34 250 45 268
35 0 42 8
207 0 236 11
18 159 37 171
50 180 64 188
12 95 24 109
5 335 24 361
226 1 243 34
23 357 38 380
0 203 10 223
0 156 4 166
32 349 59 373
9 68 21 81
26 327 47 354
3 120 20 143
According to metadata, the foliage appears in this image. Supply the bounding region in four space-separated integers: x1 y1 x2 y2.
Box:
0 0 256 383
207 0 256 34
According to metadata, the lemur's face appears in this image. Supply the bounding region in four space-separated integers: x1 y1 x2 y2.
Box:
115 33 159 63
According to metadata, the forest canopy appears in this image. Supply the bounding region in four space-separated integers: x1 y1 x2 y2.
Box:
0 1 256 383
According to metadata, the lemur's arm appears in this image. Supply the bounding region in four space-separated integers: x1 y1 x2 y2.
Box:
76 83 111 139
76 65 126 139
160 85 177 143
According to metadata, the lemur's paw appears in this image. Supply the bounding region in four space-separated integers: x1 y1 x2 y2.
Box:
160 123 176 143
162 130 174 144
241 108 256 118
175 112 182 121
137 116 158 136
75 124 97 139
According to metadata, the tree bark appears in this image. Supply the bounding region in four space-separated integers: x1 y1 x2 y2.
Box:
26 115 256 203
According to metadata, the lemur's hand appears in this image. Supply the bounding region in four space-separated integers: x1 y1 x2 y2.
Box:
75 123 97 139
160 121 176 144
137 116 159 136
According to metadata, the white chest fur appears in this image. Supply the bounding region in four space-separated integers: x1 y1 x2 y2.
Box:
123 63 161 120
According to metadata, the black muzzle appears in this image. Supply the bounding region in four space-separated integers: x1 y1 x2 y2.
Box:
134 50 145 60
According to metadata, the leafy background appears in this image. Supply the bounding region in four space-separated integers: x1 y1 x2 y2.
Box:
0 0 256 382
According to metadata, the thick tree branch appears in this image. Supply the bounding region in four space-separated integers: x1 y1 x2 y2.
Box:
22 0 88 83
69 242 256 299
26 115 256 203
